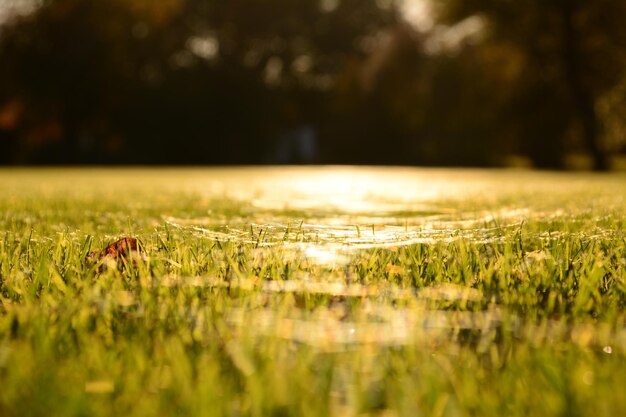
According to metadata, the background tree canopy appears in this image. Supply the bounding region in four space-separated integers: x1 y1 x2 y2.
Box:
0 0 625 168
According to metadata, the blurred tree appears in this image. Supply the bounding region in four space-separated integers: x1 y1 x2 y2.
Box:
0 0 397 164
598 75 626 156
0 0 146 162
437 0 626 170
1 0 624 167
328 18 514 166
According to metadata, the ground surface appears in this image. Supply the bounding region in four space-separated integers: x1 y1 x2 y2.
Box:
0 167 624 417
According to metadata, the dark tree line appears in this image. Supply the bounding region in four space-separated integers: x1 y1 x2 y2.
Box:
0 0 624 168
439 0 626 169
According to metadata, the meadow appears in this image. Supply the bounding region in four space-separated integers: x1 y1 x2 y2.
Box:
0 167 624 417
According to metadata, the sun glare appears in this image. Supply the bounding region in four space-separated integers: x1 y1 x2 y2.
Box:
401 0 434 32
221 167 485 215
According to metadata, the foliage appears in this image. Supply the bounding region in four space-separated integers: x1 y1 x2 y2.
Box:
0 0 625 167
437 0 626 169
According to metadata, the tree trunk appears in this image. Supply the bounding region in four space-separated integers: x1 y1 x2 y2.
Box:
562 3 609 171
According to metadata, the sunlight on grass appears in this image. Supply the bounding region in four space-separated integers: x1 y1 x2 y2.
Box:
0 167 624 416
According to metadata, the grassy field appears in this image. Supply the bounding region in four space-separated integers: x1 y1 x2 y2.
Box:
0 167 624 417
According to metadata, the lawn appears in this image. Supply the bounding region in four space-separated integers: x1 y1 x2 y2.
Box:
0 167 624 417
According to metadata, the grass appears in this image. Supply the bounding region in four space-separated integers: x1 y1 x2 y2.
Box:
0 167 624 417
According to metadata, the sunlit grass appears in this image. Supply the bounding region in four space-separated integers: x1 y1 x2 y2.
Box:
0 167 625 417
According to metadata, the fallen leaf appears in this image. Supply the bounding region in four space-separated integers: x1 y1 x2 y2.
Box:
87 237 143 272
